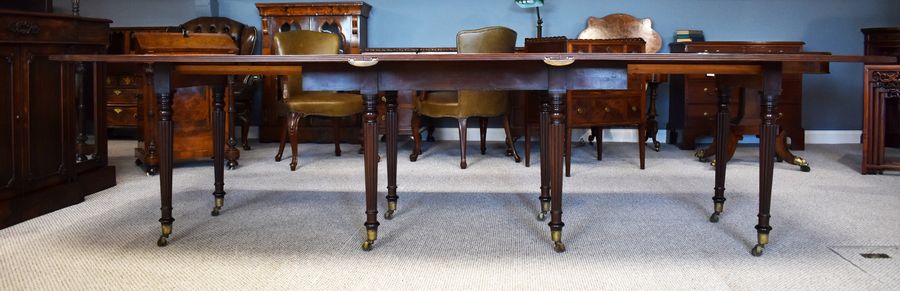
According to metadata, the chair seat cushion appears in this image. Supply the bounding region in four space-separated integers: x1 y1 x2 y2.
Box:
418 91 460 118
285 92 363 117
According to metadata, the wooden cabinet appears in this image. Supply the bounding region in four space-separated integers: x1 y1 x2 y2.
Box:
667 41 806 150
0 10 115 228
256 2 371 142
862 28 900 148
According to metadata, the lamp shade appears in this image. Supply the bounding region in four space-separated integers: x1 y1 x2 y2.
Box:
515 0 544 8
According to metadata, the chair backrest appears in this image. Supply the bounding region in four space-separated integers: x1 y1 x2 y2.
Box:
273 30 341 97
456 26 517 53
454 26 517 116
179 17 258 56
577 13 662 53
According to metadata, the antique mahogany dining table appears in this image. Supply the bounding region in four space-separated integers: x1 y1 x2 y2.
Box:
51 52 894 256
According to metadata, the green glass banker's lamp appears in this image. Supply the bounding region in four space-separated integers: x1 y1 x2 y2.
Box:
515 0 544 38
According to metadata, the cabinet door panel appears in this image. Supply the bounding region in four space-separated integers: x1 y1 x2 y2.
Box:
23 47 65 184
0 48 14 194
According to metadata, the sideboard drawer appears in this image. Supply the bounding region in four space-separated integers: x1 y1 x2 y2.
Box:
106 106 138 127
106 88 141 104
569 95 642 126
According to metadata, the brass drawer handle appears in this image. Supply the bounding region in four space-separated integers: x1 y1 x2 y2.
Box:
631 106 638 112
381 96 387 102
113 89 122 96
113 108 124 114
703 87 708 92
604 107 611 113
380 115 385 121
703 112 709 117
576 108 584 114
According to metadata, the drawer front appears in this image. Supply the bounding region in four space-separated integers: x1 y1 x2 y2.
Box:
106 88 141 104
105 73 142 88
106 106 138 127
685 78 718 104
0 16 75 43
676 44 803 54
569 95 642 126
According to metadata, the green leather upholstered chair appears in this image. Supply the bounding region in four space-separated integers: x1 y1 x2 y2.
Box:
273 30 363 171
409 26 521 169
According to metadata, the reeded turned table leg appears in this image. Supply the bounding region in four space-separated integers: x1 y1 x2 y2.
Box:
548 90 566 253
157 91 174 247
211 88 227 216
537 97 551 221
710 87 731 223
384 94 399 220
361 93 380 251
753 63 781 256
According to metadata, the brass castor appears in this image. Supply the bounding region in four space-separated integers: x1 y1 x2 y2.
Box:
146 167 158 176
290 162 298 171
384 201 397 220
653 141 661 152
553 241 566 253
751 244 765 257
157 236 168 247
460 161 467 169
800 165 811 172
709 212 721 223
361 240 374 251
695 149 707 162
211 207 221 216
409 153 418 162
227 161 237 170
537 211 547 221
211 197 224 216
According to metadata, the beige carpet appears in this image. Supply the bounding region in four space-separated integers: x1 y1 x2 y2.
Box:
1 139 898 290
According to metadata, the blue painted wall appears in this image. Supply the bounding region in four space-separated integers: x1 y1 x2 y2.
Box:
59 0 900 130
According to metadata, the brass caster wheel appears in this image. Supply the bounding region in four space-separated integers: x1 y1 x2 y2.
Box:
553 241 566 253
146 167 158 176
157 236 168 247
537 211 547 221
751 244 765 257
460 161 467 169
514 156 521 163
211 207 221 217
274 154 282 162
694 150 706 161
709 212 721 223
384 210 395 220
409 154 418 162
227 161 237 170
800 165 811 172
361 240 374 251
290 163 298 171
653 142 661 152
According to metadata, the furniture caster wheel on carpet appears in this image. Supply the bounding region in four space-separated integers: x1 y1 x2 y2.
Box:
275 154 282 162
800 165 811 172
409 154 418 162
653 141 661 152
384 210 395 220
537 212 547 221
460 161 467 169
361 240 374 251
553 241 566 253
157 236 168 247
751 244 765 257
211 207 221 216
146 167 158 176
227 161 237 170
709 212 720 223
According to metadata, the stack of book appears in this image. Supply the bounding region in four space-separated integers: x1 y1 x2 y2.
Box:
675 30 705 42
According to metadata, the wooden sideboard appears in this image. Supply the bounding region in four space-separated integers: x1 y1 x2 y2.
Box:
257 2 371 143
667 41 807 151
862 65 900 174
862 28 900 148
0 10 116 228
519 37 648 173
